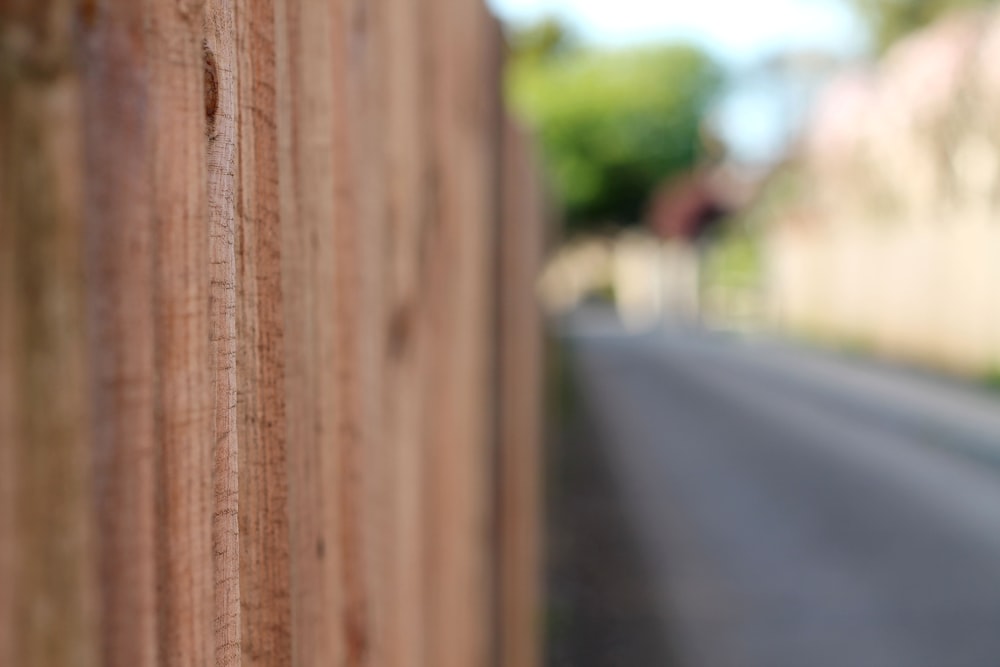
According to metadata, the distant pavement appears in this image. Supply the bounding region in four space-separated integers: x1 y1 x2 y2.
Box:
564 306 1000 667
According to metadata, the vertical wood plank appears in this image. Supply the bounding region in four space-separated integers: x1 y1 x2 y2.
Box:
204 1 242 664
78 2 159 665
333 0 380 663
422 0 496 665
277 0 343 663
145 1 215 664
354 0 391 654
0 76 12 666
381 0 429 662
496 118 545 667
235 0 293 665
0 3 97 664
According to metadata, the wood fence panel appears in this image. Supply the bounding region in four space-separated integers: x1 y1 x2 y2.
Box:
0 4 97 665
204 2 242 664
145 2 215 664
278 0 344 664
329 1 378 663
78 3 159 665
381 0 430 663
0 80 11 666
235 0 292 665
422 1 498 666
0 2 544 666
496 119 546 667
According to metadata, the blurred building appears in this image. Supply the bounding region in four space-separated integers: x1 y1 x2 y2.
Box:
646 170 730 242
764 7 1000 372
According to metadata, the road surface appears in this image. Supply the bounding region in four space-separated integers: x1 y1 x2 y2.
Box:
564 308 1000 667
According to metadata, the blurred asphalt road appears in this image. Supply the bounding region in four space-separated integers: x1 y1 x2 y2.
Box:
564 307 1000 667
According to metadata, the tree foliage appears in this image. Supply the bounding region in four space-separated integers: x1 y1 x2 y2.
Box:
507 17 577 62
506 23 722 233
850 0 993 52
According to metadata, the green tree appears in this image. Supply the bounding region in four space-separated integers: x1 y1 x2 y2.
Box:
507 16 577 63
850 0 993 53
507 28 722 233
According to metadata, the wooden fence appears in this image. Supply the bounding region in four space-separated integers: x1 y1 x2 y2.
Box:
0 1 545 666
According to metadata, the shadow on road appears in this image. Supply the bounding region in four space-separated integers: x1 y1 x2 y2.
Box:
545 340 676 667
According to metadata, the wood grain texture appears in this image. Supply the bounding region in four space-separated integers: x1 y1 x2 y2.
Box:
78 3 159 665
204 1 242 664
145 1 215 664
1 1 545 664
422 1 496 666
333 0 379 663
278 0 343 664
381 0 429 662
496 117 546 667
355 0 392 654
235 0 292 665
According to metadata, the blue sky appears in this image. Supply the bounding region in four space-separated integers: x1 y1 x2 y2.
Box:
486 0 866 64
487 0 869 162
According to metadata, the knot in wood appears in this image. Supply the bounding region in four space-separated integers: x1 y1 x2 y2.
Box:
203 40 218 123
